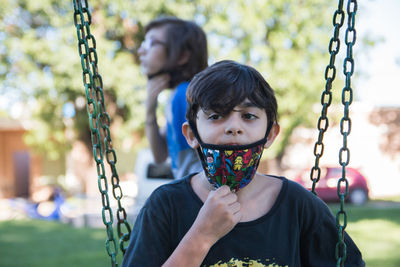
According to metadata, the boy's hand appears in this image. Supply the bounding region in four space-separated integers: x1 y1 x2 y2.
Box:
162 186 241 266
145 73 170 113
192 185 242 246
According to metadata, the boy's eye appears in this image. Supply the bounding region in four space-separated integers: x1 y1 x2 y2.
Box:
208 114 222 120
242 113 258 120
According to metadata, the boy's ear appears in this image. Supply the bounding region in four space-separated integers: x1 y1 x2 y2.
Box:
182 122 200 148
264 123 280 149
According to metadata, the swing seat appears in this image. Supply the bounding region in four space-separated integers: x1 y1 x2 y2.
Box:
147 163 174 179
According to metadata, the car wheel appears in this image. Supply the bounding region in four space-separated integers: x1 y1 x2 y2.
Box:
349 188 368 205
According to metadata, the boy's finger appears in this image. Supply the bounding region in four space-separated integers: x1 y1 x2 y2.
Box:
215 185 231 196
223 192 238 204
229 201 241 214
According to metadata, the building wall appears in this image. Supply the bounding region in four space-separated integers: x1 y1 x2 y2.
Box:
0 129 41 198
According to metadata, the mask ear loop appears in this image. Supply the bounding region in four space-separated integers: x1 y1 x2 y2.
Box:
188 120 202 143
147 69 169 80
265 121 273 140
188 120 208 167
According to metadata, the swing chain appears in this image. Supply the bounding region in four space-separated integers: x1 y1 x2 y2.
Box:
73 0 131 266
310 0 345 194
309 0 357 265
336 1 357 266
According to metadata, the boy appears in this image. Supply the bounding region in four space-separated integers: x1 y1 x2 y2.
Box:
138 17 207 179
122 60 364 266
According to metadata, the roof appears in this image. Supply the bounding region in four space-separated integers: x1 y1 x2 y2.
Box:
0 117 25 130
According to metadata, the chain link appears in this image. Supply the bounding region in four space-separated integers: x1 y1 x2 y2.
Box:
310 0 357 265
72 0 131 266
310 0 345 193
309 0 357 266
336 1 357 266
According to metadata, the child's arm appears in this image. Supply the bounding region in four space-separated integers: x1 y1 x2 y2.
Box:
145 73 170 163
162 185 242 267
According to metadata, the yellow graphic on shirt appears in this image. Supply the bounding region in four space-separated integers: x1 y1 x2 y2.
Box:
206 258 288 267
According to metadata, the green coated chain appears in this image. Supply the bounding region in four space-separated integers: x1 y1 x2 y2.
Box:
335 1 357 266
310 0 345 194
72 0 357 265
72 0 131 266
310 0 357 266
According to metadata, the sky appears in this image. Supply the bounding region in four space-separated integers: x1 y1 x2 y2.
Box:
356 0 400 107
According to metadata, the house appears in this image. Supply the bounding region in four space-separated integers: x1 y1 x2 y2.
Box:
0 118 41 198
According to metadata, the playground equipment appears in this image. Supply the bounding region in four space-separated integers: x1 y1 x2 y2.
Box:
72 0 358 266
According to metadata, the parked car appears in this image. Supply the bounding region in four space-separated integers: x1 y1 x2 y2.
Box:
294 167 369 205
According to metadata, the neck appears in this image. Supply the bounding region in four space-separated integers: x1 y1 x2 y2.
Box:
199 171 260 198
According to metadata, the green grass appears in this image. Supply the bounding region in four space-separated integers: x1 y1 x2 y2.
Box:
1 202 399 267
0 219 124 267
328 202 400 267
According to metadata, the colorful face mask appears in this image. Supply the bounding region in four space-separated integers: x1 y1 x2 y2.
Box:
189 121 273 192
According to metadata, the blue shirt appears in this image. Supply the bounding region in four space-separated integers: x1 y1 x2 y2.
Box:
165 82 202 179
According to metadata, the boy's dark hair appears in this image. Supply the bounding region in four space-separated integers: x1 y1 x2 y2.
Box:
186 60 278 127
145 17 208 88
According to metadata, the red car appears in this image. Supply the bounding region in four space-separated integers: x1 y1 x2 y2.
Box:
294 167 369 205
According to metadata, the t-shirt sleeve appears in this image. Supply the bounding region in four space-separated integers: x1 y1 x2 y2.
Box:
300 199 365 266
122 197 172 266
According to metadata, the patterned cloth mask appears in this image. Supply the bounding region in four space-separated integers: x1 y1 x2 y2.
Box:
190 121 273 192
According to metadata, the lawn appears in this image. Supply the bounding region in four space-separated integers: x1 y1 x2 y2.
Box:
329 202 400 267
0 201 399 267
0 219 124 267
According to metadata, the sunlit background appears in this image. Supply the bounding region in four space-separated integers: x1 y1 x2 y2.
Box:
0 0 399 266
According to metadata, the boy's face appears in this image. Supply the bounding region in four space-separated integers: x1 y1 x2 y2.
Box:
138 26 168 76
195 99 268 146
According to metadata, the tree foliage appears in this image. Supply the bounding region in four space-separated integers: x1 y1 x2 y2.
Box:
1 0 353 164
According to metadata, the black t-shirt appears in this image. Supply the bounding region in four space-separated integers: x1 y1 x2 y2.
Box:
122 174 364 266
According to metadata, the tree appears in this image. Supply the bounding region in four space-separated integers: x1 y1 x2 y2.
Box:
0 0 359 167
